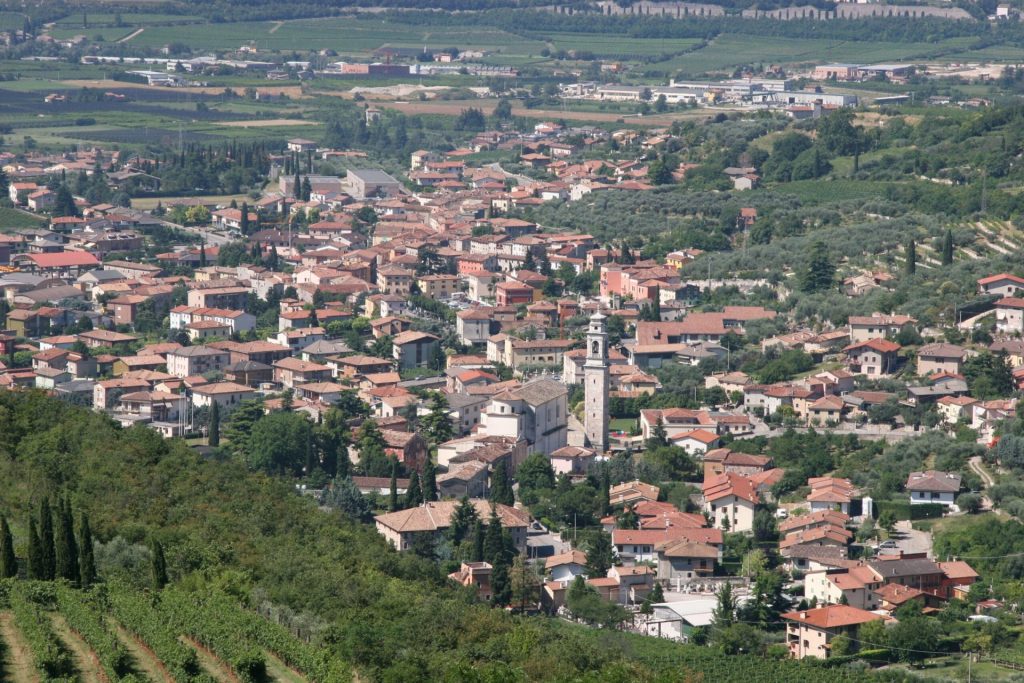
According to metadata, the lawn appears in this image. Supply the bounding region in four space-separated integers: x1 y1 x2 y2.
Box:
0 207 45 229
610 418 636 435
908 657 1017 681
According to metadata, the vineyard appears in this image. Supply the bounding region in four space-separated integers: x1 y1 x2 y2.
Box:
0 580 350 683
0 578 886 683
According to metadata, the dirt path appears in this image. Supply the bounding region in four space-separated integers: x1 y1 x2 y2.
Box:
49 614 104 683
0 612 39 683
969 456 995 511
263 651 308 683
181 636 237 683
268 21 283 34
117 28 144 43
112 623 173 683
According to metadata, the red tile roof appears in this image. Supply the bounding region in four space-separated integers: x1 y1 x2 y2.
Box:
27 252 100 268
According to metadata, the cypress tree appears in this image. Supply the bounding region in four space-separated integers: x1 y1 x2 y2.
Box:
489 461 514 506
0 517 16 578
905 239 917 276
27 517 42 580
405 471 422 508
64 498 78 582
490 557 511 607
208 400 220 447
199 242 207 268
483 509 505 566
942 229 954 265
422 459 438 502
293 170 301 199
55 496 79 583
39 498 55 581
388 461 398 512
78 513 96 588
150 537 168 590
471 519 485 563
240 202 250 235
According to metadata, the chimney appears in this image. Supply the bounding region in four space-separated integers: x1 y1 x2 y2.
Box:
800 612 807 620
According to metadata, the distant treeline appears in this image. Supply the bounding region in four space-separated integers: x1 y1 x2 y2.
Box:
4 0 1014 34
380 8 1001 42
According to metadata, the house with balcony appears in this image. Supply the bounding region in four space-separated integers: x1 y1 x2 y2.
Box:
783 605 890 659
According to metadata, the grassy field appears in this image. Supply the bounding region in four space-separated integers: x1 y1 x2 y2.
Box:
0 207 46 229
948 43 1024 62
51 12 204 27
111 17 534 55
0 10 26 30
538 32 703 58
666 34 979 74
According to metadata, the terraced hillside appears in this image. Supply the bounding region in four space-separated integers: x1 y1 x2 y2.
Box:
0 581 347 683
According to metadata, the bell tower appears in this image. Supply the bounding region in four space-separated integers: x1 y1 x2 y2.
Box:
584 311 610 452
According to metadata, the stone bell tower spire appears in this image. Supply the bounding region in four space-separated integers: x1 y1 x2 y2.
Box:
584 311 609 452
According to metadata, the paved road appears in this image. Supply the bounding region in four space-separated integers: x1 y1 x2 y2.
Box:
486 162 533 187
734 424 925 443
174 222 233 246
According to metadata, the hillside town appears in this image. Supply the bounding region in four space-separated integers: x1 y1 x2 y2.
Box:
1 117 1018 665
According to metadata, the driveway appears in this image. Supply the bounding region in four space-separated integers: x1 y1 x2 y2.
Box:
892 520 933 557
526 529 572 562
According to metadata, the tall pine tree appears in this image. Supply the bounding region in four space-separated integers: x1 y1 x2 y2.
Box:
78 513 96 588
39 498 55 581
798 241 835 293
942 229 954 266
0 517 16 578
905 239 917 276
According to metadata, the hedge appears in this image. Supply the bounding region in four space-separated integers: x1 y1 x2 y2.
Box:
873 500 946 521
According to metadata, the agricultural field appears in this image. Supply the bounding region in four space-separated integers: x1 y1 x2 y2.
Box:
0 11 26 31
762 179 904 203
112 17 536 55
665 34 980 74
0 580 347 683
51 12 205 27
536 32 704 58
